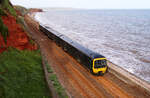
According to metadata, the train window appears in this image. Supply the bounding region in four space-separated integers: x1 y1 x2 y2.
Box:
94 60 107 68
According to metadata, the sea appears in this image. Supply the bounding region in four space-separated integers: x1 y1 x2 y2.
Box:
34 9 150 83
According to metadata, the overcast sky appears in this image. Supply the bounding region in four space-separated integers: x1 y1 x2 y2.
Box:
10 0 150 9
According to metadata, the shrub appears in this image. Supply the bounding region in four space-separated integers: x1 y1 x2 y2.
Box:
0 8 6 16
1 0 16 16
0 16 9 43
14 5 28 16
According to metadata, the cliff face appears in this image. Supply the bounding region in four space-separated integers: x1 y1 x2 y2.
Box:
0 0 37 53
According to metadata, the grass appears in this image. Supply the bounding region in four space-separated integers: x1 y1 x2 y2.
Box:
29 39 36 45
1 0 16 16
0 16 9 43
14 5 28 16
49 74 67 98
45 61 68 98
0 5 9 44
16 15 27 31
0 48 51 98
16 16 24 25
0 8 7 16
45 62 53 73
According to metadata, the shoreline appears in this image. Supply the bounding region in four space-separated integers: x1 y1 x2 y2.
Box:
25 10 150 97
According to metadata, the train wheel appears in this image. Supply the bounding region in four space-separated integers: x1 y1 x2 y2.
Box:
90 69 95 75
99 72 104 76
106 67 108 73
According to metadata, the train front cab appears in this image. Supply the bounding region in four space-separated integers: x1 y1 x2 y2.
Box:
92 58 108 75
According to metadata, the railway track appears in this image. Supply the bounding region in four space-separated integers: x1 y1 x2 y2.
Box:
25 15 150 98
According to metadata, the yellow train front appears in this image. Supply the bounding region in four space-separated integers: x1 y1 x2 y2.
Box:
92 57 108 75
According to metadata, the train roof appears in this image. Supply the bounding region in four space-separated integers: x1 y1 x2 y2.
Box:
42 25 105 59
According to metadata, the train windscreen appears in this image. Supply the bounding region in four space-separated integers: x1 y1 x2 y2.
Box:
94 60 107 68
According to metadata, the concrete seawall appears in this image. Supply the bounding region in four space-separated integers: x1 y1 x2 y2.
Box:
108 61 150 93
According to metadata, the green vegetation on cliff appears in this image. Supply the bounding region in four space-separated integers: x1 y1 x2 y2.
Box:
0 17 9 43
0 0 15 43
0 0 17 43
0 0 51 98
0 0 16 16
0 11 9 43
0 48 51 98
0 8 6 16
14 5 28 16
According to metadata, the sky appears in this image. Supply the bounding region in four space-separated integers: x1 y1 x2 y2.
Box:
10 0 150 9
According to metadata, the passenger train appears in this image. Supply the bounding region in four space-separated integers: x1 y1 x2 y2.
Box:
40 25 108 75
